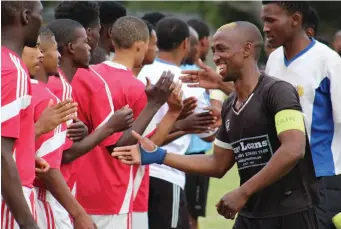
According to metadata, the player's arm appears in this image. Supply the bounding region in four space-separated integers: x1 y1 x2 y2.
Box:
149 82 183 146
106 71 174 152
113 131 235 177
239 82 306 199
62 106 134 164
37 169 94 227
1 72 39 228
1 137 39 229
328 54 341 124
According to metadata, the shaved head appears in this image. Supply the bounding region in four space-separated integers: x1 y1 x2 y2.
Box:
212 21 263 81
217 21 263 60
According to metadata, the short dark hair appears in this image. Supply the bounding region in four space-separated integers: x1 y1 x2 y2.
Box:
99 1 126 26
262 1 311 25
142 12 166 28
54 1 100 29
156 17 189 51
304 6 319 36
1 1 36 26
39 26 54 40
187 19 210 40
143 20 154 35
47 19 84 54
111 16 149 49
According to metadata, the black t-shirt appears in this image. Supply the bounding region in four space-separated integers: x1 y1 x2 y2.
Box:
215 74 319 218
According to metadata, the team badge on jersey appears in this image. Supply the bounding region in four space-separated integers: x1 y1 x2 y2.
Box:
225 119 230 132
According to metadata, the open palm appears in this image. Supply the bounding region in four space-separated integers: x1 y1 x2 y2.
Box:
180 59 222 90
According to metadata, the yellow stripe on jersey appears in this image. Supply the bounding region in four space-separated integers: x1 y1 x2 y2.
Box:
275 109 305 135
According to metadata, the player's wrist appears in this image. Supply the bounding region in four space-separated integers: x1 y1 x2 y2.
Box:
34 121 44 138
139 144 167 165
239 183 253 199
146 101 163 111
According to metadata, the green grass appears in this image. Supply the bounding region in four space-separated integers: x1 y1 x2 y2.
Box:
199 165 240 229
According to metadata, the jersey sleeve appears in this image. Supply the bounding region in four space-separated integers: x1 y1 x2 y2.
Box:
327 54 341 123
267 81 302 115
214 99 233 150
266 81 305 135
1 68 28 139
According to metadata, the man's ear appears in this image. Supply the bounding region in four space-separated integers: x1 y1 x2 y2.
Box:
21 9 30 26
67 42 75 55
86 27 92 43
243 42 252 58
107 25 113 39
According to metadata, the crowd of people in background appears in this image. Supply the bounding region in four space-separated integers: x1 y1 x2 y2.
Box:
1 1 341 229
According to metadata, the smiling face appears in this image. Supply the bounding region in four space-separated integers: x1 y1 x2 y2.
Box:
261 3 301 49
211 29 245 82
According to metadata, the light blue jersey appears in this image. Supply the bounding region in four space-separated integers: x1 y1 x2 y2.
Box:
180 64 212 154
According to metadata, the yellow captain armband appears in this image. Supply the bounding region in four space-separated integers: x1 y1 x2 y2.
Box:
275 109 305 135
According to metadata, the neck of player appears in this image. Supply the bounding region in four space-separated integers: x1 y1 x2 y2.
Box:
59 58 78 83
283 30 312 61
1 28 25 56
112 50 136 70
157 51 184 66
234 62 261 102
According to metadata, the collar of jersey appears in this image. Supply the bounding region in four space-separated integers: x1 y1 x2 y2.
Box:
155 57 178 66
103 60 128 70
284 38 316 67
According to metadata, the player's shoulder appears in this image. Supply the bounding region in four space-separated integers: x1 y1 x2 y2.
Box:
268 46 284 61
315 41 341 63
31 79 58 105
73 67 102 89
259 74 296 95
1 47 27 80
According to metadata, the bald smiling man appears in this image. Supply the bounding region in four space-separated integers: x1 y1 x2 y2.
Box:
112 21 320 229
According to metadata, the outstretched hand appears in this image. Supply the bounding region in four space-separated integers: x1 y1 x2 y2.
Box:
167 81 184 113
112 131 156 165
145 71 175 107
180 59 223 90
178 96 197 120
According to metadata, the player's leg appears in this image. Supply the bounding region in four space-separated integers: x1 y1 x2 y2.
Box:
1 188 36 229
232 215 278 229
50 197 73 229
176 187 190 229
148 177 184 229
316 175 341 229
91 213 132 229
282 208 320 229
35 188 56 229
132 212 148 229
185 172 209 229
